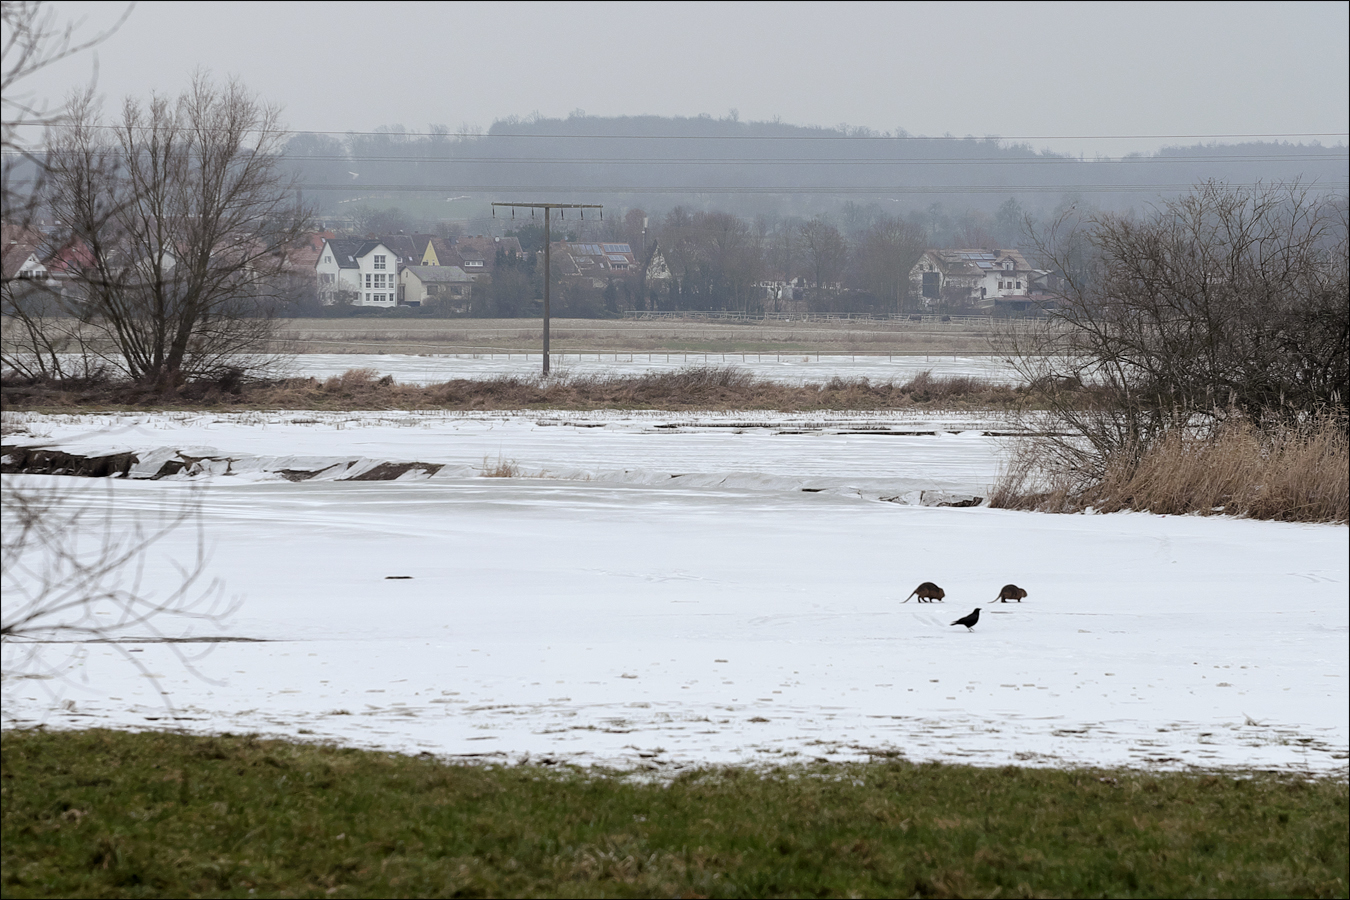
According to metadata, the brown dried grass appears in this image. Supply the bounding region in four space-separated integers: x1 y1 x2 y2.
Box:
480 455 521 478
3 366 1029 412
992 414 1349 524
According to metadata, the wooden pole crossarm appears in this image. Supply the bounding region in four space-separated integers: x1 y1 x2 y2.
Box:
491 203 602 210
491 201 604 376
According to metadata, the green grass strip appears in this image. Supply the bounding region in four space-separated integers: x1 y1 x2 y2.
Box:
2 729 1346 898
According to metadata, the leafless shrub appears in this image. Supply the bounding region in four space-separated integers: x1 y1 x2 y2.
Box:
1004 181 1346 438
2 2 131 382
995 182 1348 519
992 413 1348 523
2 479 238 706
42 73 311 388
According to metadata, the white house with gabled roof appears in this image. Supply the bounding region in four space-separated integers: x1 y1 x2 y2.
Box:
315 238 400 306
908 248 1037 309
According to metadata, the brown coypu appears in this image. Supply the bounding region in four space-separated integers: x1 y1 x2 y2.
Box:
991 584 1028 603
902 582 945 603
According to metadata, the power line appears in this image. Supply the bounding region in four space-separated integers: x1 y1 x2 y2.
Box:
300 182 1350 195
27 124 1350 142
246 153 1350 165
9 150 1345 165
308 129 1350 141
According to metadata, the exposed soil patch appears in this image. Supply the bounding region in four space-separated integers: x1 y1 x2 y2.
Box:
0 444 444 482
0 446 138 477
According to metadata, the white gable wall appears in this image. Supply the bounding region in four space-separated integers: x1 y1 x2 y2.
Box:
354 243 397 306
316 240 400 306
13 251 48 280
316 240 363 303
980 255 1030 300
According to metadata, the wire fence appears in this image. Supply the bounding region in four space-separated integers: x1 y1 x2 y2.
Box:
621 311 1024 326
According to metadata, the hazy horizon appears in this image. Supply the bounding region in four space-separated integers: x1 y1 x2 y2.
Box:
10 1 1348 159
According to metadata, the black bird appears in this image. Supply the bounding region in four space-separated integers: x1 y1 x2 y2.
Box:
950 608 980 631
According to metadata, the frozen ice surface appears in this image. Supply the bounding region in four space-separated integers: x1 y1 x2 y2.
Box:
3 411 1346 775
1 409 1016 499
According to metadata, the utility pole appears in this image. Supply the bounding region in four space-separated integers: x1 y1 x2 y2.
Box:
492 202 602 376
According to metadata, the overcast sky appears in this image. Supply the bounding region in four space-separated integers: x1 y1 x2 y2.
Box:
13 1 1350 157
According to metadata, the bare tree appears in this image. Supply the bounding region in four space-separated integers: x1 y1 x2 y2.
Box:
1 1 131 218
350 203 413 236
798 217 847 308
659 208 763 312
850 215 926 314
1 1 131 381
2 5 238 710
44 73 311 388
2 480 236 707
999 181 1349 496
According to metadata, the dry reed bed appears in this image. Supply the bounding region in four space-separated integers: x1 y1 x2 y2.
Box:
1 366 1028 412
992 416 1349 524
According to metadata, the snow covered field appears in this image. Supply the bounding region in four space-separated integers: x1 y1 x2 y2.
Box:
3 410 1346 774
273 352 1021 386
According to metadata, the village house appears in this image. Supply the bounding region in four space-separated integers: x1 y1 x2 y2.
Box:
908 248 1038 310
371 234 435 271
451 235 525 279
1 226 49 282
315 238 399 306
550 241 638 288
410 234 456 267
279 232 334 276
400 265 474 310
43 240 96 281
643 243 671 284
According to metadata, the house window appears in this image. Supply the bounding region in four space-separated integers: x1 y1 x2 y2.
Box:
324 255 331 263
374 255 386 270
365 293 371 303
922 272 940 299
1016 281 1022 289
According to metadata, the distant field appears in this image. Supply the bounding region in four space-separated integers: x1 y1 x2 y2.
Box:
273 318 1011 356
2 316 1025 359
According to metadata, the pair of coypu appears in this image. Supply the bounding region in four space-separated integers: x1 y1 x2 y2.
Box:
901 582 1028 631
